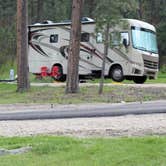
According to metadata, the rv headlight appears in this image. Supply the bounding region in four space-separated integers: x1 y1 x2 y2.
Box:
132 63 142 68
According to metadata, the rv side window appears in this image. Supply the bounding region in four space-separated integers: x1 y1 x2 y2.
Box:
110 32 120 46
81 33 90 42
50 34 58 43
96 32 103 43
120 32 129 46
110 32 129 47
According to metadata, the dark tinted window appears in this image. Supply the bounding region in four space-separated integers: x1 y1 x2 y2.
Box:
50 34 58 43
81 33 90 42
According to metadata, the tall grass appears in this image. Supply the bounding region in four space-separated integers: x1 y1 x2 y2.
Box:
160 64 166 73
0 83 166 104
0 61 16 80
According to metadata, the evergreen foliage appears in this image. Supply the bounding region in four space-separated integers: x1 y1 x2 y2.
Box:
0 0 165 69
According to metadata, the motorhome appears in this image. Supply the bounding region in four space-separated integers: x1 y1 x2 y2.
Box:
28 18 159 83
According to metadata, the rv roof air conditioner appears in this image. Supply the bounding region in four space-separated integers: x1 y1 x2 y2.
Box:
62 17 94 23
42 20 54 24
81 17 94 22
34 20 54 25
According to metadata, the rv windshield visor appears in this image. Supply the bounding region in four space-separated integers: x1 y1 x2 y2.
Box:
131 26 158 54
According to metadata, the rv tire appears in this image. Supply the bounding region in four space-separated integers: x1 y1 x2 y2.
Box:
133 76 147 84
110 65 124 82
52 65 66 82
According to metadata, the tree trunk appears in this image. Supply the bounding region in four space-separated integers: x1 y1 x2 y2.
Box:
88 0 96 18
65 0 83 93
17 0 30 92
37 0 43 22
98 23 109 94
138 0 143 20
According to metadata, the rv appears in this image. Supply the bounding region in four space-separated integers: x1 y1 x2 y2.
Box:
28 18 159 83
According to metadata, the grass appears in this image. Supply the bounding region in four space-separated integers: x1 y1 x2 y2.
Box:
145 72 166 83
88 72 166 84
0 136 166 166
0 82 166 104
0 62 166 83
0 64 165 104
0 62 16 80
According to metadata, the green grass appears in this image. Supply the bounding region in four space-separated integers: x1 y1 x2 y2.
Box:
0 62 166 83
0 136 166 166
88 72 166 84
146 72 166 83
0 62 16 80
0 82 166 104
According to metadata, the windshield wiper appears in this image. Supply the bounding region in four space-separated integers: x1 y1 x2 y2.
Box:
136 46 158 54
136 46 147 51
150 49 158 54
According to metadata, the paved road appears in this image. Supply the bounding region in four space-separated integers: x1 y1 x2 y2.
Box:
0 100 165 121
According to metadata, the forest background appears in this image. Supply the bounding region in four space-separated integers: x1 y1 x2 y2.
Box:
0 0 165 72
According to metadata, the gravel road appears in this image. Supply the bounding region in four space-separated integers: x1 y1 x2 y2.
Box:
0 113 166 137
30 82 166 88
0 99 166 137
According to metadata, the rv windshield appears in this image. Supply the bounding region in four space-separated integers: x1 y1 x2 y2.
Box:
131 26 158 54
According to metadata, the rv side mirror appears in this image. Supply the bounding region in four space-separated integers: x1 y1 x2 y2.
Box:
120 32 129 48
123 38 128 48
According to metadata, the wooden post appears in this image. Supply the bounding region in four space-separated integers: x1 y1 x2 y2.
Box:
17 0 30 92
66 0 83 93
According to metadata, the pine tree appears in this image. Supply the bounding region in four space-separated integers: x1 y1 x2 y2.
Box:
66 0 83 93
17 0 30 92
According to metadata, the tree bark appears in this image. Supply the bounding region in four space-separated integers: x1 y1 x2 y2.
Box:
138 0 143 20
66 0 83 93
37 0 43 22
88 0 96 18
17 0 30 92
98 23 109 94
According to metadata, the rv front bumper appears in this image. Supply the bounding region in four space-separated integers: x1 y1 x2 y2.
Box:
144 67 158 79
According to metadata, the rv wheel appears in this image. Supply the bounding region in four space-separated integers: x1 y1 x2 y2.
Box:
110 66 124 82
52 66 66 82
133 76 147 84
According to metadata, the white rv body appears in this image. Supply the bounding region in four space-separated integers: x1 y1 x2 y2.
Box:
28 18 159 83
